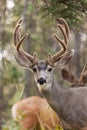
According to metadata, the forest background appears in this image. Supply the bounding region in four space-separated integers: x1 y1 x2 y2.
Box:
0 0 87 129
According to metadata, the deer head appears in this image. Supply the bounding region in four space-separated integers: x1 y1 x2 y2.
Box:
14 18 74 91
61 64 87 87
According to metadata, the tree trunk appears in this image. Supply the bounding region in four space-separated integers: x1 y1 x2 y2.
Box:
22 0 35 96
73 29 81 77
0 0 7 128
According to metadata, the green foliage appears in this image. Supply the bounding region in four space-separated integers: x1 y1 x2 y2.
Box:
3 59 22 85
28 4 35 11
9 85 24 105
2 119 21 130
40 0 87 26
2 119 64 130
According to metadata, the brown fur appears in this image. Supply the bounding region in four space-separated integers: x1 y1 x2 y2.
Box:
12 96 60 130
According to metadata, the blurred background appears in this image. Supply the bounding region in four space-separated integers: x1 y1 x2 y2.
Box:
0 0 87 129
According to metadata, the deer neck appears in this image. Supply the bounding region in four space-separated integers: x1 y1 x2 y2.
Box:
41 76 66 116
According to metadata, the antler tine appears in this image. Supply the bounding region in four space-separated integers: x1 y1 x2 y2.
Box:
58 18 70 41
84 65 87 76
78 64 87 85
14 18 23 46
51 32 66 59
47 18 70 64
14 18 38 64
57 24 68 45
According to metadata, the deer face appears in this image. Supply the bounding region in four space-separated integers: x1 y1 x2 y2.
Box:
31 60 54 91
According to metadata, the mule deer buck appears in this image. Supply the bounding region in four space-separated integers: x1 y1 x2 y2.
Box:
14 18 87 130
12 96 60 130
61 64 87 87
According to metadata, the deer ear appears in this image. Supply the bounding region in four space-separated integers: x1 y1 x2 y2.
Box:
54 50 74 68
61 69 70 80
61 68 76 83
15 53 32 68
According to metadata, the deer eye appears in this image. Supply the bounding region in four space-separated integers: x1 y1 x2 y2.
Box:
32 68 37 72
48 68 52 72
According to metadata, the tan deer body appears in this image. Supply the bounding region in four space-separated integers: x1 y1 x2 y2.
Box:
12 96 60 130
13 18 87 130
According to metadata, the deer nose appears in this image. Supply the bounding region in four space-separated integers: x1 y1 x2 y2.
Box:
37 77 46 85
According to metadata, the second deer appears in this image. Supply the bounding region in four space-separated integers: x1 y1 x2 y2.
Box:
12 96 60 130
13 18 87 130
61 64 87 87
